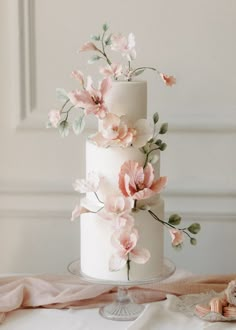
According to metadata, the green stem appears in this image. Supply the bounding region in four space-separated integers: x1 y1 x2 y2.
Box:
61 105 75 121
60 99 70 113
128 66 161 81
143 147 160 168
99 31 112 65
61 105 75 115
91 206 104 214
94 192 104 204
127 254 131 281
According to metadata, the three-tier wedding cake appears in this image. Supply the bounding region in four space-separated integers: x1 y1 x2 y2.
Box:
47 24 200 283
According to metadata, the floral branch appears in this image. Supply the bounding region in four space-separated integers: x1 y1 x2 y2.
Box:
147 209 200 247
127 66 159 81
140 112 168 168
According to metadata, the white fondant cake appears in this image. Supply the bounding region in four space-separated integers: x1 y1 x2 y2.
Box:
80 81 165 281
48 28 200 284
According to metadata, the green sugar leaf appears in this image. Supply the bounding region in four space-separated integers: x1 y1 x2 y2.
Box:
56 88 69 102
102 23 109 31
73 114 85 135
88 55 101 64
59 120 69 138
91 34 100 41
159 123 168 134
133 69 145 77
188 223 201 234
169 214 182 225
153 112 159 124
105 33 112 45
190 238 197 245
159 142 167 151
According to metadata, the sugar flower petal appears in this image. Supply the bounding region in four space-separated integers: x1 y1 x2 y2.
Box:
80 41 98 52
160 73 176 87
71 204 90 221
73 172 100 193
119 160 163 200
48 110 61 128
169 228 184 246
130 247 151 264
71 70 85 86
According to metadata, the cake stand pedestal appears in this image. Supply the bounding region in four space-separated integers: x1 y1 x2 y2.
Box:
68 258 175 321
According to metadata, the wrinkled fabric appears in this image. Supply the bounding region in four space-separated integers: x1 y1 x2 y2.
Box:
0 271 235 323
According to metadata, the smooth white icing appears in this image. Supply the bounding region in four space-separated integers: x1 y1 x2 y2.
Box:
105 80 147 121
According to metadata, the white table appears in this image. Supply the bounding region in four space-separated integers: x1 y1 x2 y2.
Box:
1 294 236 330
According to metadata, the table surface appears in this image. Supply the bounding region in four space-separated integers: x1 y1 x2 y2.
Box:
2 295 236 330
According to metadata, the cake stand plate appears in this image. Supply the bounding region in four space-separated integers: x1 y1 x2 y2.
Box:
68 258 175 321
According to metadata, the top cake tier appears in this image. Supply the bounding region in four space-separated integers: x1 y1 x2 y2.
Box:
106 80 147 121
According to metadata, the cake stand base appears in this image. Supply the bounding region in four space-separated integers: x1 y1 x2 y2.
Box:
99 286 144 321
68 258 175 321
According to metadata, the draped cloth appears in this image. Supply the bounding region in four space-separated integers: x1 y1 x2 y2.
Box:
0 271 235 323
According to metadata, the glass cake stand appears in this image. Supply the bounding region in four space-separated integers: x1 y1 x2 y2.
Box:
68 258 175 321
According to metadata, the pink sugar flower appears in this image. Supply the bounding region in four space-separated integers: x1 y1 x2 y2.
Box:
100 63 123 79
68 77 112 119
109 228 150 271
73 172 100 193
119 160 167 200
111 33 136 61
99 195 134 229
169 228 184 247
103 195 134 215
80 41 98 52
91 113 135 147
48 110 61 128
160 73 176 87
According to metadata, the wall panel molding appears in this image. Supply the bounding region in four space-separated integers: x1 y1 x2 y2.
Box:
15 0 36 128
0 181 235 219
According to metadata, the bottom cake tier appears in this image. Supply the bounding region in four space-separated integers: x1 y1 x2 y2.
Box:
80 199 164 281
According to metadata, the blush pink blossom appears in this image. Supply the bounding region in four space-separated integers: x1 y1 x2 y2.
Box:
73 172 100 193
109 228 150 271
100 63 123 79
90 113 135 148
111 33 136 61
99 195 134 229
169 228 184 246
48 110 61 128
119 160 167 200
68 77 112 119
160 73 176 87
80 41 98 52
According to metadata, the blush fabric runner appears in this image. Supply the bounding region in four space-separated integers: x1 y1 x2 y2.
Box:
0 270 235 324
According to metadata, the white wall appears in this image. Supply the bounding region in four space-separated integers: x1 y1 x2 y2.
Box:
0 0 235 274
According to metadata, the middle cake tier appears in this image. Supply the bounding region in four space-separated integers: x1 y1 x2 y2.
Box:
86 141 160 199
